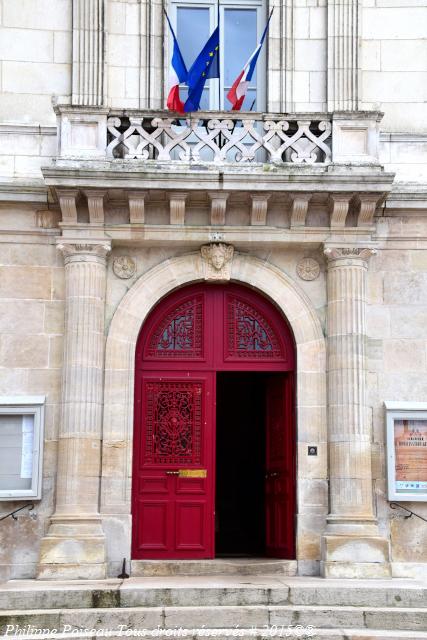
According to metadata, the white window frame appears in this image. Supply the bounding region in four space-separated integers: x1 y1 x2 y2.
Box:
168 0 266 111
385 401 427 503
0 396 45 501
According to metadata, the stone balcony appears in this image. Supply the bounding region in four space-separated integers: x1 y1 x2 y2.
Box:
41 105 395 245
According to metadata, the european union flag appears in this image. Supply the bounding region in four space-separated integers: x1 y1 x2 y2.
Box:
184 26 220 112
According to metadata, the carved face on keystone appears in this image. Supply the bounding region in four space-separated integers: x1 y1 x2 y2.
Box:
211 245 227 270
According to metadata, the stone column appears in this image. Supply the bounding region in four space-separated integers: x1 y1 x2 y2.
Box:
38 241 111 580
327 0 360 111
322 246 390 579
72 0 106 106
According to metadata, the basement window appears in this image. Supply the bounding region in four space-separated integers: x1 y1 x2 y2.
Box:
0 396 45 501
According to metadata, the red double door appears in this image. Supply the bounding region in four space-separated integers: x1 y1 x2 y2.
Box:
132 283 295 559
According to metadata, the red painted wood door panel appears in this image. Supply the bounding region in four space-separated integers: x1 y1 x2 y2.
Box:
132 283 295 560
132 371 215 558
265 374 296 558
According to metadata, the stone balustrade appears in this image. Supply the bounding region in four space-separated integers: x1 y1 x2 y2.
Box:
106 112 333 164
54 105 384 167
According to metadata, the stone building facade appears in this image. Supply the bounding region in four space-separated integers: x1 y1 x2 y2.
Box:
0 0 426 582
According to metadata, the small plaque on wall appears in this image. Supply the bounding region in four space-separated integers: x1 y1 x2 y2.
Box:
0 396 45 501
385 401 427 502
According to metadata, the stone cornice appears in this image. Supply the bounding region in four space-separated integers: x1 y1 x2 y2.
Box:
42 163 395 195
0 180 50 204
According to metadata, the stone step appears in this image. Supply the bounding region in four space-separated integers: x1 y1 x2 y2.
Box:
1 631 427 640
1 577 426 611
131 559 298 577
1 605 427 634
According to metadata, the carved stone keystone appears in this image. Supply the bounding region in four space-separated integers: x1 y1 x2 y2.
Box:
201 243 234 281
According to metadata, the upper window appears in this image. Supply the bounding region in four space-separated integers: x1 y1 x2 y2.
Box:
170 0 266 111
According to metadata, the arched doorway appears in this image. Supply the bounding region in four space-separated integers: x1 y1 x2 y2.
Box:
131 282 296 560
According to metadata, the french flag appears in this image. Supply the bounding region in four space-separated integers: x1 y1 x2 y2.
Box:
165 11 188 113
227 10 273 111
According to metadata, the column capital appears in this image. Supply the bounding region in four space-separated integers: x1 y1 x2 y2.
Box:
57 239 111 264
324 245 378 266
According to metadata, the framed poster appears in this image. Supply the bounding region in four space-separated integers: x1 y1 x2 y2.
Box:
385 401 427 502
0 396 45 501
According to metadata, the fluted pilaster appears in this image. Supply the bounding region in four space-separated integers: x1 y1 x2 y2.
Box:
140 0 164 109
327 0 360 111
268 0 295 112
37 241 111 580
72 0 106 106
322 246 390 579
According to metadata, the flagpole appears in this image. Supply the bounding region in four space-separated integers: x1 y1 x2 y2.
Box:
217 0 220 111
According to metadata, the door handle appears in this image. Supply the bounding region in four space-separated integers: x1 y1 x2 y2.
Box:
165 470 180 476
265 471 280 479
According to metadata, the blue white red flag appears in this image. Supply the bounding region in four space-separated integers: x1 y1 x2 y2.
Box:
164 11 188 113
227 9 273 111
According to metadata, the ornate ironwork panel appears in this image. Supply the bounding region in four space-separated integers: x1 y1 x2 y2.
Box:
144 381 202 465
107 113 332 165
227 295 283 359
147 296 203 358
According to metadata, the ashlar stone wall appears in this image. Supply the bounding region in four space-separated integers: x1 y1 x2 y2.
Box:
368 212 427 578
0 206 64 580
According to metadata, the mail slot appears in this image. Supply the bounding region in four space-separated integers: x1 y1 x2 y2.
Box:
179 469 207 478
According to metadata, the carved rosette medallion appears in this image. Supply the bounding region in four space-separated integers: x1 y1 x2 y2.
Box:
200 243 234 281
296 257 320 281
113 256 136 279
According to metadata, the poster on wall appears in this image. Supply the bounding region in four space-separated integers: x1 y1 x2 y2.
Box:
385 402 427 502
0 397 45 501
